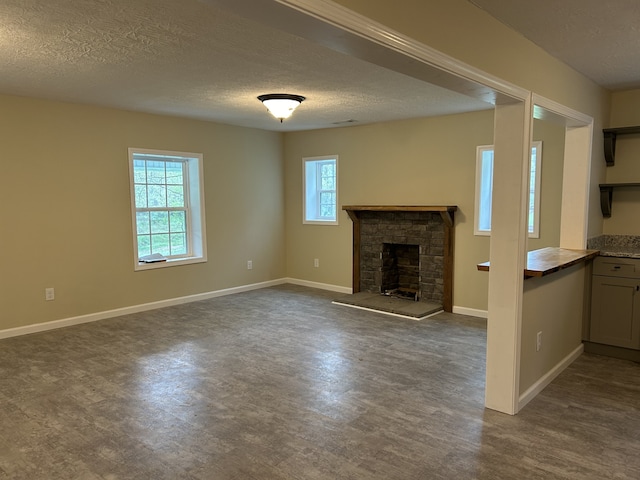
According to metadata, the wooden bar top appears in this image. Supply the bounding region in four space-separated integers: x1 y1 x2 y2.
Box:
477 247 600 278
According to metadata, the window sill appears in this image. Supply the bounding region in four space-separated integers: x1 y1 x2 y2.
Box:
474 231 540 239
303 219 339 226
134 255 206 271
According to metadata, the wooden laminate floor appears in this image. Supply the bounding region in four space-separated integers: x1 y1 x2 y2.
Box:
0 284 638 479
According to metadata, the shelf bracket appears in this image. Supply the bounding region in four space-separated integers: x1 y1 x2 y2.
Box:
603 131 616 166
439 210 454 228
599 185 613 217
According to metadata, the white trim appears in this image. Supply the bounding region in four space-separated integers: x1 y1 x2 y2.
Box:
0 278 354 340
452 306 488 319
532 94 593 127
285 277 352 294
518 344 584 411
0 279 287 340
275 0 529 103
332 301 443 321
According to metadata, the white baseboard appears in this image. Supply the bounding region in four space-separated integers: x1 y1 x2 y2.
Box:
0 278 476 340
518 343 584 411
0 278 288 340
284 278 352 294
452 306 488 318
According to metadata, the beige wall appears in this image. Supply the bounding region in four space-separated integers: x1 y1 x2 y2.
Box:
0 94 285 331
603 89 640 234
520 263 586 395
284 112 566 311
331 0 610 240
528 119 566 251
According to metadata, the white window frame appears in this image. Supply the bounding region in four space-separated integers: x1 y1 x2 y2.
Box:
303 155 338 225
474 141 542 238
128 148 207 271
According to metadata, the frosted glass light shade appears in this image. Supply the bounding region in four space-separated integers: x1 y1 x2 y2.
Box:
258 94 305 122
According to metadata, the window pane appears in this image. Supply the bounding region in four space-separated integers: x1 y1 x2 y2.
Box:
478 150 493 231
137 235 151 257
167 185 184 208
165 162 183 185
528 145 540 234
136 212 150 235
169 211 186 232
150 211 169 233
133 160 147 184
319 192 336 218
134 185 148 208
321 174 335 190
321 163 335 176
170 233 187 255
151 234 170 256
147 185 166 208
147 162 165 185
320 162 336 190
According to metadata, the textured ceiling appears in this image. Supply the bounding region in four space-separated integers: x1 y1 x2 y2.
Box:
0 0 491 131
2 1 638 133
469 0 640 90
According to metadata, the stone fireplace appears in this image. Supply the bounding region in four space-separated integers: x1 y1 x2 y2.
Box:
343 205 457 312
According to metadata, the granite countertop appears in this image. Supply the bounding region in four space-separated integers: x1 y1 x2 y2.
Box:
588 235 640 258
597 247 640 258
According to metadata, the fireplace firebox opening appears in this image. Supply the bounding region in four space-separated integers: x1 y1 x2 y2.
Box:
381 243 420 301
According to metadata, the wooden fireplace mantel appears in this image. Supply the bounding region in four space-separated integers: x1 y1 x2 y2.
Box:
343 205 457 228
342 205 457 312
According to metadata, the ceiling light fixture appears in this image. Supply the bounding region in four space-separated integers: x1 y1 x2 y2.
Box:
257 93 305 122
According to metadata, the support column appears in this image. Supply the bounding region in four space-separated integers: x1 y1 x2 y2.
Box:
485 98 533 415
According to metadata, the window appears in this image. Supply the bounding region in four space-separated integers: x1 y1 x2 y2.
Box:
303 155 338 224
474 141 542 237
128 148 207 270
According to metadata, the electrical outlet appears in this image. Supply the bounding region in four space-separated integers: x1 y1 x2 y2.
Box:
314 258 319 268
536 331 542 352
247 260 253 270
45 288 55 301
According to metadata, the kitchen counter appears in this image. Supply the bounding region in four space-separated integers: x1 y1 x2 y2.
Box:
597 246 640 258
587 234 640 258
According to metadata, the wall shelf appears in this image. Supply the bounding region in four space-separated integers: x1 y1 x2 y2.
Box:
603 126 640 166
599 183 640 217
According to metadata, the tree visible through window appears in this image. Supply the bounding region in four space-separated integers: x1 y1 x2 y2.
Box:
474 141 542 237
304 155 338 224
129 148 207 270
133 159 188 257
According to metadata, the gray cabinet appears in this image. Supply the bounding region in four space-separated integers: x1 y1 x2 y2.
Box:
590 256 640 349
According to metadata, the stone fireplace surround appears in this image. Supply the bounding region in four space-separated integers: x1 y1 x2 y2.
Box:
343 205 457 312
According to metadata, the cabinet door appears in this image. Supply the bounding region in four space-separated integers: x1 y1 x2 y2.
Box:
590 275 640 349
